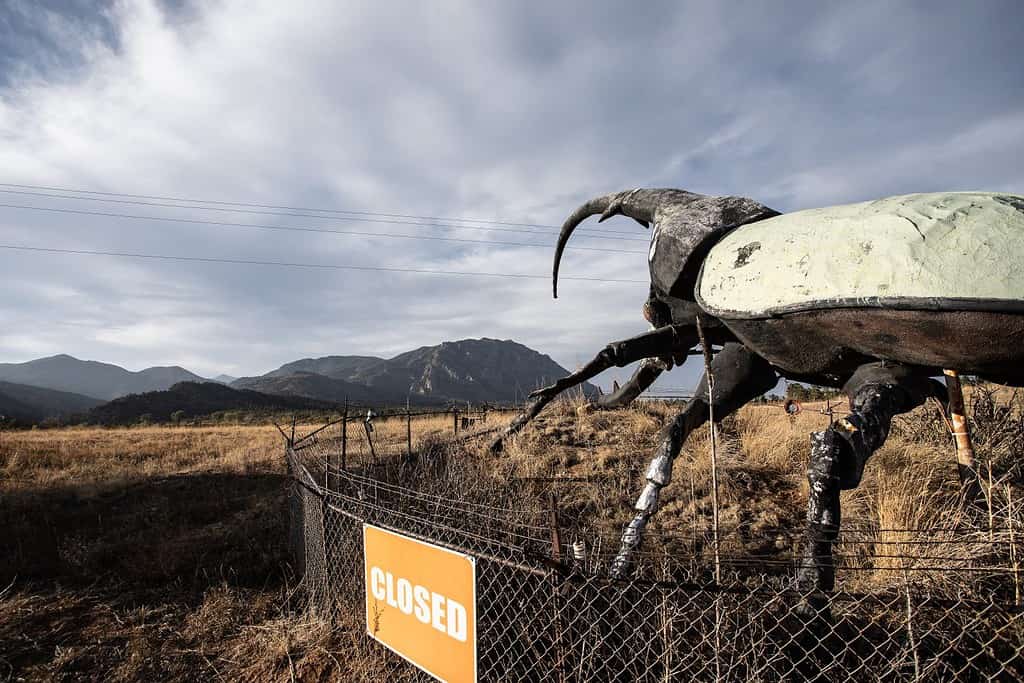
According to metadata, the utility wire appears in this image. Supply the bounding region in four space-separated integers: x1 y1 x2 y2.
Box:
0 185 646 240
0 203 646 255
0 244 648 284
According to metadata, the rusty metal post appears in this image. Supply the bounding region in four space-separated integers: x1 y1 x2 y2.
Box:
406 398 412 461
364 410 377 463
341 402 348 473
944 370 983 504
548 490 563 565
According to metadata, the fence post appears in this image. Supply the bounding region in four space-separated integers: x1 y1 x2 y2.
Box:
406 398 412 462
341 401 348 473
548 491 563 565
453 407 459 435
903 568 921 682
1008 485 1021 606
364 411 377 463
548 490 566 683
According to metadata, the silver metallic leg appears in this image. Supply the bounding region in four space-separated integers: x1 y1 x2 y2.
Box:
611 449 674 577
608 343 777 579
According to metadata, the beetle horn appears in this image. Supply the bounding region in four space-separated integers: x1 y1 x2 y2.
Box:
553 188 657 298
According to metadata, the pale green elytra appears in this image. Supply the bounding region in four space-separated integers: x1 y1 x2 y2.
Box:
696 192 1024 319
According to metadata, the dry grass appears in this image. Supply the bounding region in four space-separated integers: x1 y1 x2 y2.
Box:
1 391 1021 681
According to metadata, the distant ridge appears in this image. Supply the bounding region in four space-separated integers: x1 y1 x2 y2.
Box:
0 380 103 423
1 338 596 422
234 338 598 405
87 381 336 425
0 354 209 401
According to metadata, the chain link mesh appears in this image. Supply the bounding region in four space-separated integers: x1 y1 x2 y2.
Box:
285 421 1023 682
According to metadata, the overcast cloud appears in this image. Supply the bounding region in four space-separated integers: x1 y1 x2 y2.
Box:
1 0 1021 391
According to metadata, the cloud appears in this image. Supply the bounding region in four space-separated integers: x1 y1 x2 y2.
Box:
0 0 1021 392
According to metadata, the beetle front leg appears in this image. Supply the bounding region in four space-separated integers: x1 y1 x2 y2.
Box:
591 357 669 410
489 325 696 453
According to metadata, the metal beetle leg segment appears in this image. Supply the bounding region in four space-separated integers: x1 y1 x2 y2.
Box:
610 343 777 578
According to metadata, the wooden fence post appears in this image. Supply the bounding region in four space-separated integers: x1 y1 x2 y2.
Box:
453 407 459 435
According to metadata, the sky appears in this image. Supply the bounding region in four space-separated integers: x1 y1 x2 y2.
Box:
0 0 1021 391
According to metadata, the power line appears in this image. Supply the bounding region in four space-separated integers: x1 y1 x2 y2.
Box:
0 184 647 240
0 203 646 255
0 244 648 284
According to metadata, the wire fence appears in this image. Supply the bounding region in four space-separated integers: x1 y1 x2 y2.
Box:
285 420 1023 682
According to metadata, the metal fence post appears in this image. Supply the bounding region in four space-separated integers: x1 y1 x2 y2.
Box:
364 412 377 463
548 490 566 683
341 401 348 473
406 398 412 461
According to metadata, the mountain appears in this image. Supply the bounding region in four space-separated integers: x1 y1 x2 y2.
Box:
366 338 598 404
212 374 238 384
264 356 383 380
0 354 209 401
87 381 337 425
231 371 387 404
0 381 104 423
234 338 598 405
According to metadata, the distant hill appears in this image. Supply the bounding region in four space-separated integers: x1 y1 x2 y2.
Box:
231 371 388 404
0 354 208 401
264 356 383 380
0 381 104 424
87 382 337 425
233 338 598 405
212 374 238 384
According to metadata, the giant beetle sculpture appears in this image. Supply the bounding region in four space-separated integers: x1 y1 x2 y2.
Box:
490 188 1024 610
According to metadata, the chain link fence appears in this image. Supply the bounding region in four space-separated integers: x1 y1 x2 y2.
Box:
285 419 1023 682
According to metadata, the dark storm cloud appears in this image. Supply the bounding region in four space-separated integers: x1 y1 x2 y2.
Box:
0 0 1021 391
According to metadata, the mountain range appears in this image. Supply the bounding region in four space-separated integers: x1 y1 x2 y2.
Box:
0 339 596 423
0 354 207 401
232 338 596 405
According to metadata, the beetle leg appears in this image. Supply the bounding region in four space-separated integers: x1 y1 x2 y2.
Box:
611 343 777 577
591 357 670 409
797 364 944 617
489 325 695 453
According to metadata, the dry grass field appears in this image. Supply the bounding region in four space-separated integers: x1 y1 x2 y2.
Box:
2 391 1021 681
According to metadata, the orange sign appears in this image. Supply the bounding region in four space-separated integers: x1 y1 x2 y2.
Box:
364 524 477 683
